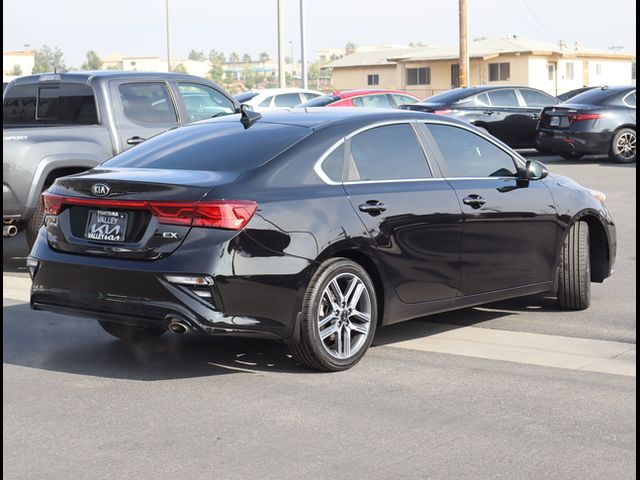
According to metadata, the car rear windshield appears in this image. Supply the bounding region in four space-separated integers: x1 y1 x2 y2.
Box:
3 82 98 126
103 121 311 171
566 88 624 105
298 95 340 107
419 88 472 104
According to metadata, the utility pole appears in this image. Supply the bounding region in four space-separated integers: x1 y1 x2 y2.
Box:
300 0 308 89
166 0 172 72
458 0 469 87
277 0 286 88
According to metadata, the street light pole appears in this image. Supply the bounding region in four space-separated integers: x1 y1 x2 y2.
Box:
289 40 294 87
458 0 469 87
300 0 308 89
277 0 286 88
166 0 172 72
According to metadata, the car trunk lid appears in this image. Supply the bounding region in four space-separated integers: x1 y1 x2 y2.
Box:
539 104 602 129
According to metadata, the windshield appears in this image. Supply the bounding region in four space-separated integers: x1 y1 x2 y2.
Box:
566 88 623 105
298 95 340 107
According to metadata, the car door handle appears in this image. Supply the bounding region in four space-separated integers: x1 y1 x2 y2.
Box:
359 201 387 215
462 195 486 208
126 136 146 145
530 113 540 120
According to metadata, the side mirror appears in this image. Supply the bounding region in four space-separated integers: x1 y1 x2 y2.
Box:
240 103 254 112
524 160 549 180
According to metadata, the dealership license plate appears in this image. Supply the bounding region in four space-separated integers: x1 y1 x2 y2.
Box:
549 116 561 127
85 210 128 242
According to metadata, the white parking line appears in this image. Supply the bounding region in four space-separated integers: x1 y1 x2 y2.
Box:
376 322 636 377
4 274 635 377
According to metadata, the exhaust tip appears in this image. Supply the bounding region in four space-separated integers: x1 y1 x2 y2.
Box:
3 225 18 238
167 319 190 334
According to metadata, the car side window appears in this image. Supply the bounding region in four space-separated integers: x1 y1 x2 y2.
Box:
346 124 431 181
274 93 303 107
301 92 322 101
119 82 177 124
259 96 273 107
391 94 417 107
474 93 491 107
519 89 557 107
427 124 518 178
319 144 345 182
623 91 636 107
486 89 520 108
177 83 235 121
353 94 393 109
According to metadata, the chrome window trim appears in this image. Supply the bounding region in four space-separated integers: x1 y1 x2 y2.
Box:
622 90 636 108
313 119 437 185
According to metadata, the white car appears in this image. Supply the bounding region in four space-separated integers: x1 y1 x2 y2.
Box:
235 88 325 110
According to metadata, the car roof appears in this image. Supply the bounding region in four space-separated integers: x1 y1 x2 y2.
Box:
251 88 324 96
337 89 419 98
198 107 466 130
8 70 220 86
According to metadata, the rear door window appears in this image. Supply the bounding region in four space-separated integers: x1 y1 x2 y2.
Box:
3 84 37 125
273 93 303 107
346 124 431 181
519 89 557 108
119 82 177 124
352 94 393 108
487 89 520 108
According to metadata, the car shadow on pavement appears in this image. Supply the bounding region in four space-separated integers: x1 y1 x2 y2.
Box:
2 233 30 274
518 150 637 168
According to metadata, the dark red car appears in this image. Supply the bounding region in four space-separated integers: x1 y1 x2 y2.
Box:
298 89 420 109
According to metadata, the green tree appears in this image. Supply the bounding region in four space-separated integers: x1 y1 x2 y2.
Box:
188 49 205 61
8 64 23 76
242 53 252 66
173 63 188 73
258 52 270 80
345 41 356 55
80 50 103 70
208 49 226 84
33 45 66 73
241 67 257 89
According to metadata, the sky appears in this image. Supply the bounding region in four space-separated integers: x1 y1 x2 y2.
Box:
3 0 636 67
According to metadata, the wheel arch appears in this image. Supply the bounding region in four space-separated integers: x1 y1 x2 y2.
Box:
566 211 612 283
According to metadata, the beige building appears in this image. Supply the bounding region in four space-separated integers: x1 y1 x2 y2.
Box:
326 38 634 98
3 51 35 81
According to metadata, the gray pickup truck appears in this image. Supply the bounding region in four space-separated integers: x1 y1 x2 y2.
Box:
3 71 240 245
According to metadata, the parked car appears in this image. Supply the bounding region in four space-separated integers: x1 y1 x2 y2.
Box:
537 86 636 163
399 86 560 148
29 109 615 371
298 89 420 109
556 86 597 102
2 71 239 246
234 88 324 110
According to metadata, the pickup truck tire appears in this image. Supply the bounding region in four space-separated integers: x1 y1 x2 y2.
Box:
26 202 44 248
98 321 166 342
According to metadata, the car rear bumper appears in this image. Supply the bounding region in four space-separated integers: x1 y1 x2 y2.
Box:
537 129 611 155
29 228 313 341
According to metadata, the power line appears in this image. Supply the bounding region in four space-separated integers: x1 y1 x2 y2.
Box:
519 0 559 43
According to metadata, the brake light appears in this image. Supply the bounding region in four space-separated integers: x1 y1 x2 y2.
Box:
40 193 257 230
568 113 601 122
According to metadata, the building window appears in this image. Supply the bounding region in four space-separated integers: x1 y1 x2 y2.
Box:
488 62 510 81
406 67 430 86
548 64 555 81
451 64 460 87
595 63 602 75
565 62 575 80
367 74 379 86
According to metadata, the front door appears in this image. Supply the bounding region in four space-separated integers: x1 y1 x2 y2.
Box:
342 122 463 304
424 123 558 295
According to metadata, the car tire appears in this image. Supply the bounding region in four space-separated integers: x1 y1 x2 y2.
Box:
98 320 166 342
609 128 636 163
290 258 378 372
560 152 584 160
556 221 591 310
26 201 44 248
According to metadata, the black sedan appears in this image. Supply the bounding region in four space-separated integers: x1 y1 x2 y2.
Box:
400 85 560 149
537 86 636 163
29 109 616 371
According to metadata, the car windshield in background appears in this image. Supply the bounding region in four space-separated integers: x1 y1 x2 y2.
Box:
235 92 259 103
299 95 340 107
420 88 471 104
567 88 620 105
103 122 310 172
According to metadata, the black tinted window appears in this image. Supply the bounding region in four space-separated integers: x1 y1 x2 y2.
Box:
3 84 37 125
320 144 345 182
119 82 177 124
274 93 302 107
103 122 310 171
520 89 557 107
428 124 517 178
568 88 620 105
487 89 519 107
347 124 430 181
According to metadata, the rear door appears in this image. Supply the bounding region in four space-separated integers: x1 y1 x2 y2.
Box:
110 80 180 151
424 123 558 295
340 122 463 303
518 88 559 144
484 88 529 146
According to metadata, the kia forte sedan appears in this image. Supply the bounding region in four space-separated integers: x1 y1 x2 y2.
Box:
29 109 616 371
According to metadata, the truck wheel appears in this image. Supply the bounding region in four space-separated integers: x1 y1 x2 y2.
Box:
556 221 591 310
290 258 378 372
26 202 44 248
98 321 166 342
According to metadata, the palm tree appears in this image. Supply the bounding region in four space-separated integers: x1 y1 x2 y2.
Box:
259 52 270 82
229 52 240 80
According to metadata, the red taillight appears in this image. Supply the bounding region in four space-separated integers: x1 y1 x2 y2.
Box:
40 193 257 231
434 109 453 115
568 113 601 122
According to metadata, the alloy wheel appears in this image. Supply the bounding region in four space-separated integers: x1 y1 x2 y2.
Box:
616 131 636 161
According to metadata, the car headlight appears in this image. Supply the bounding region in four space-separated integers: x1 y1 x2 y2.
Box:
588 189 607 204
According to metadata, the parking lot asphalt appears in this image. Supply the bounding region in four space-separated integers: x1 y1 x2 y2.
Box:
3 154 636 479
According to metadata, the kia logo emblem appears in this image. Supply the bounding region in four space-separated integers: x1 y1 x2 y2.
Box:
91 183 110 197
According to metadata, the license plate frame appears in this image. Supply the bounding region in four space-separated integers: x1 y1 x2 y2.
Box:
549 116 561 127
84 210 128 242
